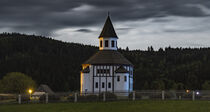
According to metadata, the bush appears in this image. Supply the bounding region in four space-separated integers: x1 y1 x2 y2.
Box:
99 92 117 101
16 95 30 103
67 94 98 102
39 94 60 103
129 92 142 100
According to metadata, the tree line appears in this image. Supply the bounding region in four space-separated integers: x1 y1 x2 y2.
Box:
0 33 210 92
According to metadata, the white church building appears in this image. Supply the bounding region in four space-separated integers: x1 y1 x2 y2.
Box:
80 15 133 94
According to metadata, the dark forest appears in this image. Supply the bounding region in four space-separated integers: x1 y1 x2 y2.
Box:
1 33 210 91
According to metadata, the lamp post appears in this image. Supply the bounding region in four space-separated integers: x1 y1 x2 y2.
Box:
28 89 33 99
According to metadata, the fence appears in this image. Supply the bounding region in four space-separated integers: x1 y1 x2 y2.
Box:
0 90 210 104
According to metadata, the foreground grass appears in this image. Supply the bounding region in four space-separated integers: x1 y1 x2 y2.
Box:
0 100 210 112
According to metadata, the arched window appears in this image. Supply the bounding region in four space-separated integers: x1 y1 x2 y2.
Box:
108 82 111 88
124 76 127 82
102 82 105 88
117 76 120 82
100 40 103 47
111 40 115 47
105 40 108 47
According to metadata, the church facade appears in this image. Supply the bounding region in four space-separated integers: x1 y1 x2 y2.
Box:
80 15 133 94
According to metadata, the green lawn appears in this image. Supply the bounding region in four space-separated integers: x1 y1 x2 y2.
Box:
0 100 210 112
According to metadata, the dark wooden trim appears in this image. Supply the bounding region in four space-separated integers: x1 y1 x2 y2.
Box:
93 65 95 93
112 65 114 93
106 65 108 92
129 66 130 93
99 66 101 94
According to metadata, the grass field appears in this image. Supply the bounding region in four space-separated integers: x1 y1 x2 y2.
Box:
0 100 210 112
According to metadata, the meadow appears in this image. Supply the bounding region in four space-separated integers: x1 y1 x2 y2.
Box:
0 100 210 112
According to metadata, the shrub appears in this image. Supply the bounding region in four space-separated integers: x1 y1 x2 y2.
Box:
39 94 60 103
16 95 30 103
99 92 117 101
67 94 98 102
129 92 142 100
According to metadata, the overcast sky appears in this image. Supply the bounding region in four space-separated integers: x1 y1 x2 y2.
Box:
0 0 210 50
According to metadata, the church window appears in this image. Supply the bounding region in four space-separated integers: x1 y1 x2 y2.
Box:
102 82 105 88
124 76 127 82
111 40 115 47
117 76 120 82
108 82 111 88
95 82 98 88
116 41 117 47
97 69 110 74
105 40 108 47
100 40 103 47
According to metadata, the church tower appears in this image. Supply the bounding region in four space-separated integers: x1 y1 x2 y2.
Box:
99 15 118 51
80 14 133 95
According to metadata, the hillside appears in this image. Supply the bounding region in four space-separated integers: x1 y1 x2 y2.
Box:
1 33 210 91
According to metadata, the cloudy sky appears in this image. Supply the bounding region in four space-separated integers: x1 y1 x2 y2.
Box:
0 0 210 50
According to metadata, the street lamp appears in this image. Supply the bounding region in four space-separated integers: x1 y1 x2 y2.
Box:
28 89 33 99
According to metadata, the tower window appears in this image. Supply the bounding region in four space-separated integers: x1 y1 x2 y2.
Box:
105 40 108 47
102 82 105 88
116 41 117 47
108 82 111 88
124 76 127 82
95 82 98 88
100 40 103 47
111 40 115 47
117 76 120 82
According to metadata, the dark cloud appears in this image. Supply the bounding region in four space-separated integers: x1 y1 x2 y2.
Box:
0 0 210 35
75 29 92 33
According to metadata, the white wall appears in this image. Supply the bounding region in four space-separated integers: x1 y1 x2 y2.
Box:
99 37 117 50
81 65 134 94
114 73 129 92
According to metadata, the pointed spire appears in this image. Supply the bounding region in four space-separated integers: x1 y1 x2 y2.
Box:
99 14 118 38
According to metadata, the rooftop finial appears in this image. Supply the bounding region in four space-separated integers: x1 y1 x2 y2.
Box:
108 11 110 16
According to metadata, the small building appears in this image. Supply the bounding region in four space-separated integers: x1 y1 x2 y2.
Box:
80 15 133 94
32 84 54 98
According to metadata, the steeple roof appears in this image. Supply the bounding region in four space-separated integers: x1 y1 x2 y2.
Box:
99 15 118 38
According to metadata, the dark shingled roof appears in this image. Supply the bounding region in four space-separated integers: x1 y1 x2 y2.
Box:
81 66 90 73
99 15 118 38
36 84 54 94
83 50 132 65
115 66 129 73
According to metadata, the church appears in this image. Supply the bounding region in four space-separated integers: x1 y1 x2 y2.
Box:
80 15 133 94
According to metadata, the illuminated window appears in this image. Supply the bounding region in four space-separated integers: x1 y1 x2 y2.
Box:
111 40 115 47
117 76 120 82
102 82 105 88
95 82 98 88
124 76 127 82
108 82 111 88
105 40 108 47
100 40 103 47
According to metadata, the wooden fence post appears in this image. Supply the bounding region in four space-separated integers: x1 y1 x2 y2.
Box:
74 93 77 102
103 92 106 102
18 94 21 104
132 91 135 101
45 93 48 104
162 91 165 100
192 91 195 101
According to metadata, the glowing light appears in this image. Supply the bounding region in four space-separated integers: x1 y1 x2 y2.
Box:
196 92 200 95
28 89 33 94
186 90 190 93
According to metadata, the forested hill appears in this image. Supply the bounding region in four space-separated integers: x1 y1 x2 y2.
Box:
1 33 210 91
0 33 97 91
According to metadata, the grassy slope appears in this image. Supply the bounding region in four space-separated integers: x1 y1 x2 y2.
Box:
0 101 210 112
